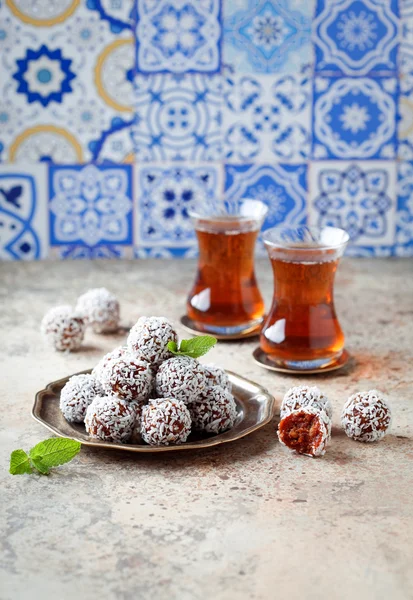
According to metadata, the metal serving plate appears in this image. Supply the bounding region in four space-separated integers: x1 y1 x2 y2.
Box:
32 369 276 453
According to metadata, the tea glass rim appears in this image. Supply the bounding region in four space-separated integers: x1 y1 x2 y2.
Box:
262 225 350 252
188 198 268 223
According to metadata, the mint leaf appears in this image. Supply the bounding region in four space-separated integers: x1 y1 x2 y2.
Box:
9 449 32 475
29 438 81 469
167 340 179 354
168 335 217 359
30 456 50 475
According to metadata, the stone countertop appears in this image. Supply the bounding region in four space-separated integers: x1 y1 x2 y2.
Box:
1 258 413 600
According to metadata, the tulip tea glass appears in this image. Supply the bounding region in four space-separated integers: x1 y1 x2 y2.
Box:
260 226 349 370
186 200 268 336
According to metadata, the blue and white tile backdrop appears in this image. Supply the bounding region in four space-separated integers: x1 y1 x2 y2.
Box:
0 0 412 259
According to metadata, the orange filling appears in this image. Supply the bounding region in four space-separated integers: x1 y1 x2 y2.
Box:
279 412 323 454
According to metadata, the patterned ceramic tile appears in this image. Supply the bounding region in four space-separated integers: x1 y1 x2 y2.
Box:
223 68 311 163
223 0 314 74
309 161 397 248
132 73 223 161
135 0 221 73
0 1 135 163
396 161 413 255
0 163 48 259
49 164 133 249
399 0 413 75
135 163 222 252
49 243 134 260
399 72 413 159
313 0 399 76
312 76 398 159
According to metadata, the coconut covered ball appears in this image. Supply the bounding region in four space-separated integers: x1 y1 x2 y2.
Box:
280 385 333 420
92 346 129 382
155 356 207 404
85 395 136 443
127 316 178 367
341 390 392 443
203 364 232 393
41 305 86 351
101 355 153 402
141 399 191 446
60 374 104 423
189 386 237 434
278 406 332 458
130 401 146 444
76 287 120 333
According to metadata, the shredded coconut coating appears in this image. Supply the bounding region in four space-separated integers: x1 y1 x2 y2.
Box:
155 356 207 404
141 399 191 446
341 390 392 443
189 385 237 434
130 401 146 444
127 316 178 367
203 363 232 393
60 374 104 423
41 305 85 351
278 406 332 458
92 346 129 382
280 385 333 419
101 355 153 401
76 287 120 333
85 395 136 443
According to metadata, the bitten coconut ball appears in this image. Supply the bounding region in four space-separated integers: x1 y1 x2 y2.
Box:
278 406 331 458
76 288 120 333
85 395 136 443
41 305 86 351
189 386 237 434
101 355 153 402
280 385 333 420
60 374 103 423
203 364 232 393
141 399 191 446
341 390 392 443
155 356 207 404
127 316 178 367
92 346 129 382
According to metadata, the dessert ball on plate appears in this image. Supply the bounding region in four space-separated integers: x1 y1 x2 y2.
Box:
101 355 152 402
341 390 392 443
189 385 237 434
127 316 178 367
155 356 207 404
280 385 333 419
203 364 232 393
130 401 146 444
76 288 120 333
278 406 331 457
92 346 129 382
141 399 191 446
85 395 136 443
60 374 103 423
41 305 86 351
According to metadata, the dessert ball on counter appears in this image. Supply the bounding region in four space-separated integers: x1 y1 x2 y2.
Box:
141 399 191 446
155 356 207 404
92 346 129 382
189 386 237 434
76 288 120 333
127 316 178 367
341 390 392 443
101 355 152 402
60 374 103 423
203 364 232 393
278 406 331 457
85 395 136 443
280 385 333 420
41 305 86 351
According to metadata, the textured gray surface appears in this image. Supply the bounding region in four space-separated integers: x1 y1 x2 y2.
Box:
1 258 413 600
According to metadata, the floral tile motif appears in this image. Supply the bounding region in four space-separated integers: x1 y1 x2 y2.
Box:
223 69 311 163
0 163 48 260
132 73 223 161
313 0 399 76
398 0 413 75
0 2 134 163
223 0 313 74
396 161 413 256
135 163 222 251
49 243 134 260
135 0 221 73
308 161 397 247
49 164 133 249
312 77 398 159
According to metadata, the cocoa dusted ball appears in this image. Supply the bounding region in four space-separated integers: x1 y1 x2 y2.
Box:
280 385 333 420
155 356 207 404
189 386 237 434
341 390 392 443
127 316 178 367
203 364 232 393
41 305 86 351
60 374 103 423
76 288 120 333
85 395 136 443
141 399 191 446
278 406 332 457
101 355 153 402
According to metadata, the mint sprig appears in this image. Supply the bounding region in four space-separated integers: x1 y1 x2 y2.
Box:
9 438 81 476
168 335 217 359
